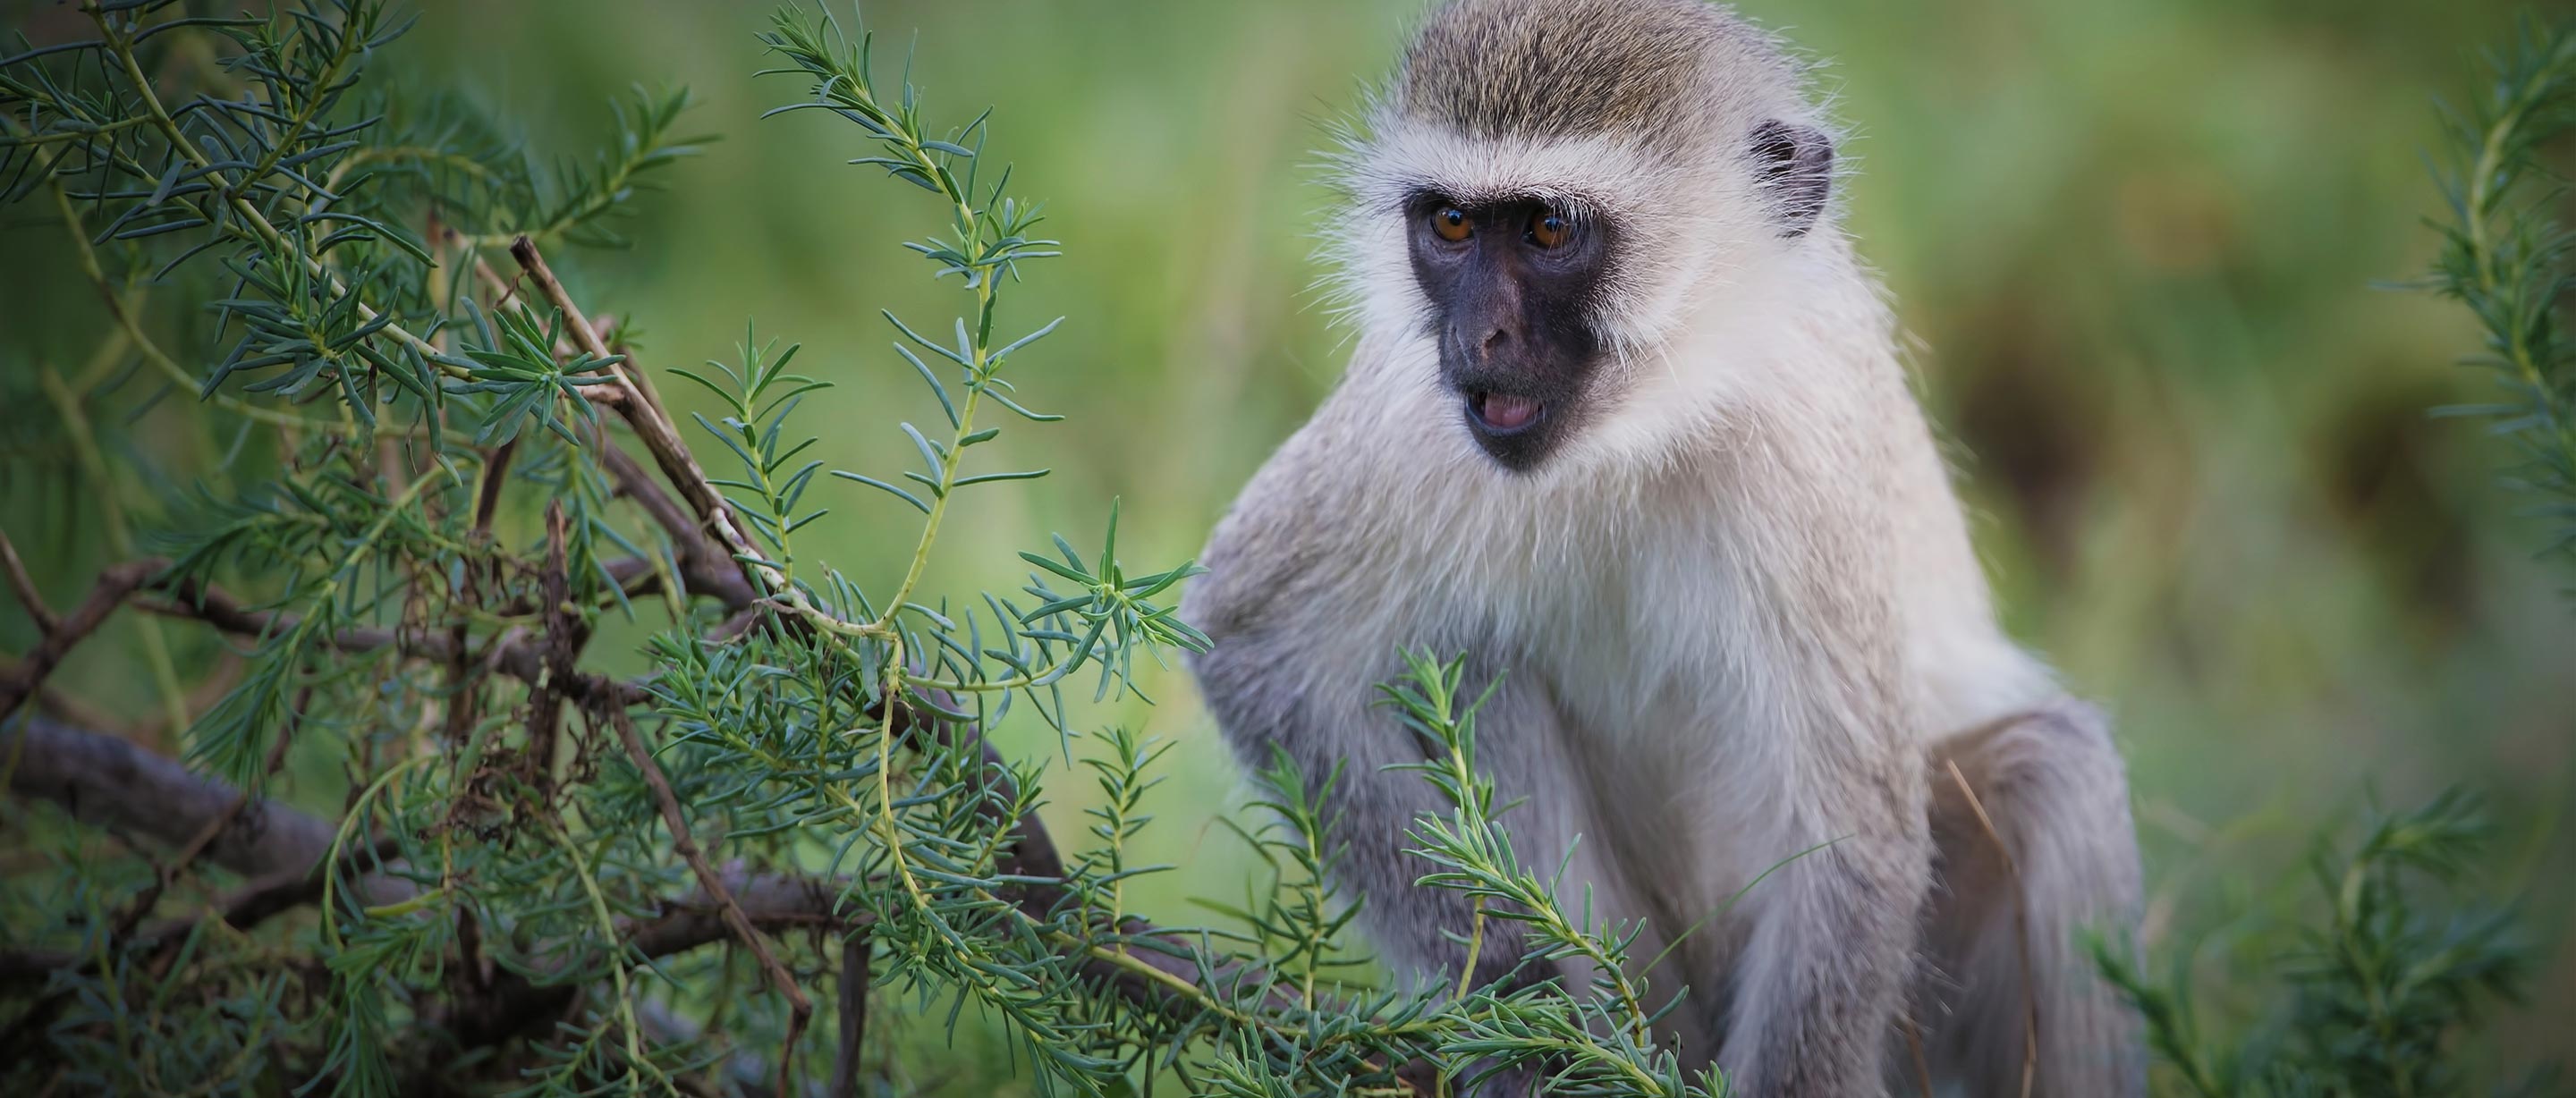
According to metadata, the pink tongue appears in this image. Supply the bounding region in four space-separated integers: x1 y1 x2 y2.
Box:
1481 393 1541 430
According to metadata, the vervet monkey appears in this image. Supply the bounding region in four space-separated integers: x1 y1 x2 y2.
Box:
1182 0 2145 1094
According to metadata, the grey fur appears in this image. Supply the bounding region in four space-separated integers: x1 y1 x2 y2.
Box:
1397 0 1798 142
1750 120 1833 236
1916 703 2148 1095
1188 2 2145 1094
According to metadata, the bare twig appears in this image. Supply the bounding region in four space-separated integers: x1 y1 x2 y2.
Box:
5 710 1422 1092
472 437 518 536
610 705 814 1094
141 578 652 710
508 236 782 602
0 529 56 634
0 715 395 889
8 558 1336 1080
829 933 870 1098
445 866 863 1052
521 503 582 802
462 244 748 610
597 443 758 609
0 558 165 722
1900 1015 1936 1098
1945 757 2038 1098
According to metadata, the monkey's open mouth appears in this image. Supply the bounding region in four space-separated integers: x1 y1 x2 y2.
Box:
1467 391 1544 434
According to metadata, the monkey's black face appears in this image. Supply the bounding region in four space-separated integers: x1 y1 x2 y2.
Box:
1406 194 1612 471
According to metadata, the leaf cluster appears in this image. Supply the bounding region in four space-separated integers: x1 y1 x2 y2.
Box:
0 4 1698 1097
2096 793 2538 1098
2419 16 2576 567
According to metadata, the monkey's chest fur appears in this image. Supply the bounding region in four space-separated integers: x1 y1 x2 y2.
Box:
1187 433 1817 992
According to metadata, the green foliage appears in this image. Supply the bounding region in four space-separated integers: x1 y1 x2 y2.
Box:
2096 793 2536 1098
1372 653 1716 1098
2101 18 2574 1098
2421 17 2576 565
0 4 1695 1095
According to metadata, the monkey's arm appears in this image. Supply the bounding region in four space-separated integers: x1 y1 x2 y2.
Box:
1722 758 1930 1096
1709 628 1932 1098
1192 632 1602 997
1917 700 2145 1097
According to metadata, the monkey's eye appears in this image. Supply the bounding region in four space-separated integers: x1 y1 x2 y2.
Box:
1429 206 1472 242
1528 209 1574 249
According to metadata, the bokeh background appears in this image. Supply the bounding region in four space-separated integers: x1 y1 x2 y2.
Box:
7 0 2573 1083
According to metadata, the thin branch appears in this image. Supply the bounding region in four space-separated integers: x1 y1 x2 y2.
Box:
472 438 519 536
443 867 864 1053
598 443 758 610
829 933 869 1098
0 714 388 889
508 237 792 610
0 558 164 722
610 705 814 1094
521 503 583 803
0 529 57 634
141 577 651 709
4 703 1422 1090
1945 758 2038 1098
3 530 1337 1084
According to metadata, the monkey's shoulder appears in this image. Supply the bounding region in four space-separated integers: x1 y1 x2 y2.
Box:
1186 406 1390 640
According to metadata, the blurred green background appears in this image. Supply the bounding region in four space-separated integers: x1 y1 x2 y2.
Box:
6 0 2574 1079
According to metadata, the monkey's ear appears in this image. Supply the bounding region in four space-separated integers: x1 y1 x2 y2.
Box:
1749 120 1833 238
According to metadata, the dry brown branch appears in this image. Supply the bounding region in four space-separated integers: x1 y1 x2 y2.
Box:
472 436 519 535
508 236 787 606
610 705 814 1095
4 716 856 1059
521 503 584 802
0 557 164 721
0 529 57 634
829 933 870 1098
461 241 749 610
597 442 758 609
0 715 400 891
139 578 652 710
7 694 1420 1091
1945 757 2038 1098
443 866 865 1053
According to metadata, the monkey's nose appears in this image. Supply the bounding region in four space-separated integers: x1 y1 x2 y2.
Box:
1480 326 1511 358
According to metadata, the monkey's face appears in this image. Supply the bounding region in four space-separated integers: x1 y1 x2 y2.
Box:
1331 0 1842 473
1406 194 1614 471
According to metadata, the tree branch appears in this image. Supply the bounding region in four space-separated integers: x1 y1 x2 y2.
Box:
610 705 813 1095
456 240 752 611
0 714 344 883
508 237 778 602
597 442 758 610
0 557 163 721
1 553 1328 1081
140 577 652 710
0 529 56 635
830 933 869 1098
4 703 1423 1091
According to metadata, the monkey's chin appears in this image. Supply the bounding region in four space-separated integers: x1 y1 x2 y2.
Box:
1467 391 1545 434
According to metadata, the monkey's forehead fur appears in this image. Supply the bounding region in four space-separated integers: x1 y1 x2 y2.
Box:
1392 0 1816 150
